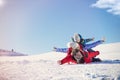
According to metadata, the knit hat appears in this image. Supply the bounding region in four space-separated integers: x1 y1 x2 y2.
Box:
74 33 81 43
67 42 79 49
78 34 83 39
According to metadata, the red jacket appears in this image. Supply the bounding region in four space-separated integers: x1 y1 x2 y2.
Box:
79 44 99 63
60 47 77 64
83 51 99 63
60 44 99 64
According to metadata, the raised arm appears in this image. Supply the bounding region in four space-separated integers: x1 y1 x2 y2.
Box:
83 37 94 44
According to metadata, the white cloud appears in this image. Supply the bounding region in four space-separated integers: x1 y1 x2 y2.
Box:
91 0 120 16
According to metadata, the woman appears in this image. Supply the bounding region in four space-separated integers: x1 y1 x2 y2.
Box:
57 42 100 65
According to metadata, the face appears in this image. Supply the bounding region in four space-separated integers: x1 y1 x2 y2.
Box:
76 39 80 43
74 51 83 59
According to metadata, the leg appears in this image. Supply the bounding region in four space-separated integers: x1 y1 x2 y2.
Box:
92 58 102 62
87 48 95 52
88 51 100 58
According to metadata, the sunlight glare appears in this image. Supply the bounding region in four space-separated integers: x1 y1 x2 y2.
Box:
0 0 4 7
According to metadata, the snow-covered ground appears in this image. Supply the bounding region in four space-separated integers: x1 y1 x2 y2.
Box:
0 42 120 80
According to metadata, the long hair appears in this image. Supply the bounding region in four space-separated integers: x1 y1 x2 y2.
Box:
72 49 84 64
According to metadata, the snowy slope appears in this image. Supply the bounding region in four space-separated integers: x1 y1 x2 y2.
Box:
0 42 120 80
94 42 120 60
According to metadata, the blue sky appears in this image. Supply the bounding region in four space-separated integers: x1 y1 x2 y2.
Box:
0 0 120 55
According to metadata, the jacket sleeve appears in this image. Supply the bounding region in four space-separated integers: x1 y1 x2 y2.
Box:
67 47 72 55
60 48 77 64
84 38 94 43
83 40 103 50
60 55 72 64
56 48 68 53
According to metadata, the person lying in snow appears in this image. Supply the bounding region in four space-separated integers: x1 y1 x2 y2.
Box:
54 33 105 53
57 42 101 65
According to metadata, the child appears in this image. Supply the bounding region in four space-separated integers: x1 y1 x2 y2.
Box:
54 33 105 53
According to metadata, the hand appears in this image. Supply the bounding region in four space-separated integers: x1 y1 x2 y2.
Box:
57 60 62 65
92 37 95 41
101 37 106 42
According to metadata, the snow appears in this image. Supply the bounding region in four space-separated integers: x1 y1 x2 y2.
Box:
0 42 120 80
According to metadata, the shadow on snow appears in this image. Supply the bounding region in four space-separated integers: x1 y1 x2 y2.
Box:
92 59 120 64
